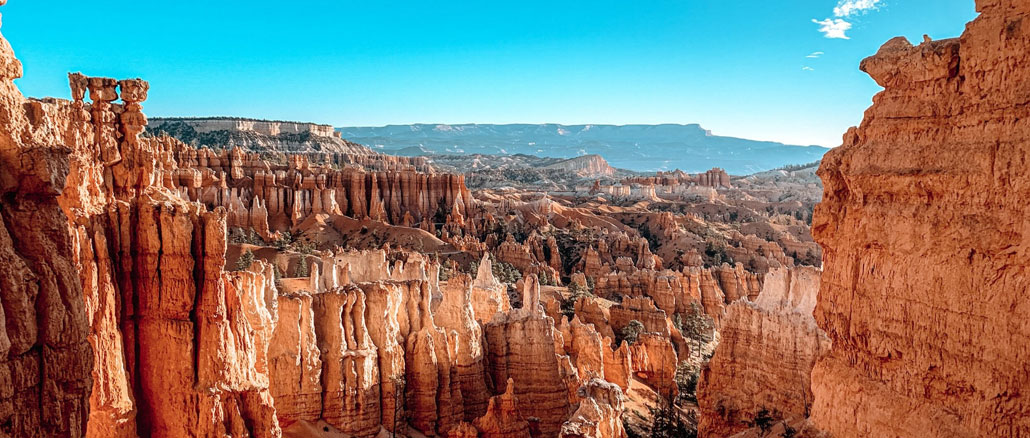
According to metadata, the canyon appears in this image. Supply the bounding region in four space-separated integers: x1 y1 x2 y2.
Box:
1 0 1029 437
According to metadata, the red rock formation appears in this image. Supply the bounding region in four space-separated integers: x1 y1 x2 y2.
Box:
311 286 382 437
594 268 706 320
601 341 632 392
542 154 616 178
810 2 1030 435
697 267 828 437
629 334 679 398
622 168 730 189
12 50 286 437
609 297 669 338
0 43 93 438
269 292 323 426
448 421 480 438
494 234 560 282
566 317 607 381
436 273 492 421
484 276 572 437
0 35 480 437
559 379 627 438
573 296 615 340
470 253 511 323
473 379 532 438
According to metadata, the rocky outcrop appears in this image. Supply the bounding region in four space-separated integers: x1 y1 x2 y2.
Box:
628 334 678 398
0 37 290 436
697 267 828 437
473 379 532 438
268 293 323 425
593 265 756 326
484 276 572 437
494 234 561 283
609 297 669 338
810 2 1030 436
171 148 473 235
0 17 484 435
559 379 627 438
310 286 382 436
0 28 93 437
542 154 616 178
621 168 731 189
470 253 511 323
148 117 375 155
437 273 492 421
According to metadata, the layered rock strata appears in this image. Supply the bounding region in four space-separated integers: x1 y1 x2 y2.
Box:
697 267 828 437
484 276 573 437
811 1 1030 435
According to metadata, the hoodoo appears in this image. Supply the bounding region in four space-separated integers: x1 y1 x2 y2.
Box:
13 0 1026 437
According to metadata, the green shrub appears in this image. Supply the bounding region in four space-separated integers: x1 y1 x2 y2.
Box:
235 250 255 271
619 320 645 346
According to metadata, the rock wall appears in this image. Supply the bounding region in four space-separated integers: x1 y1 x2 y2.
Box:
697 267 828 437
0 20 92 436
811 1 1030 435
148 117 375 155
593 265 759 326
558 379 627 438
542 154 616 178
170 147 473 235
151 117 341 137
484 276 573 437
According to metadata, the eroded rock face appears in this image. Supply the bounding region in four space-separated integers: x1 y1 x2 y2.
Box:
470 253 511 323
171 149 473 235
311 286 382 437
436 273 492 421
628 334 678 399
473 379 531 438
811 1 1030 435
268 292 323 425
697 267 828 437
0 49 92 438
0 25 487 437
484 276 572 437
2 23 288 435
559 379 627 438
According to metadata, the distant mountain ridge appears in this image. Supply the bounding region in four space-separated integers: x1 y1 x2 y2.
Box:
337 123 829 174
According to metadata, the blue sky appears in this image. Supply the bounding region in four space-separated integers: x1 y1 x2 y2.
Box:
3 1 975 147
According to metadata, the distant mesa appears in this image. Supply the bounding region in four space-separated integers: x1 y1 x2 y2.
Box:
541 154 616 178
149 117 374 155
337 123 830 174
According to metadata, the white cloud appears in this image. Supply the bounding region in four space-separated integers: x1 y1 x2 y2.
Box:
833 0 881 17
813 18 852 39
806 51 824 58
802 66 815 71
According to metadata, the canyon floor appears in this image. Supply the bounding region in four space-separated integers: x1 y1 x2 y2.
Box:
2 0 1029 437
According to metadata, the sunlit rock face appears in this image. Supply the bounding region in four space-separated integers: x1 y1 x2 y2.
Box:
0 22 92 436
697 267 828 437
0 12 484 433
484 276 573 438
811 1 1030 435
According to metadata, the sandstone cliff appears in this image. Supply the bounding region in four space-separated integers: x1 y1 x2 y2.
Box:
484 276 573 437
148 117 374 155
811 1 1030 435
697 267 828 437
0 19 92 436
542 154 616 178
